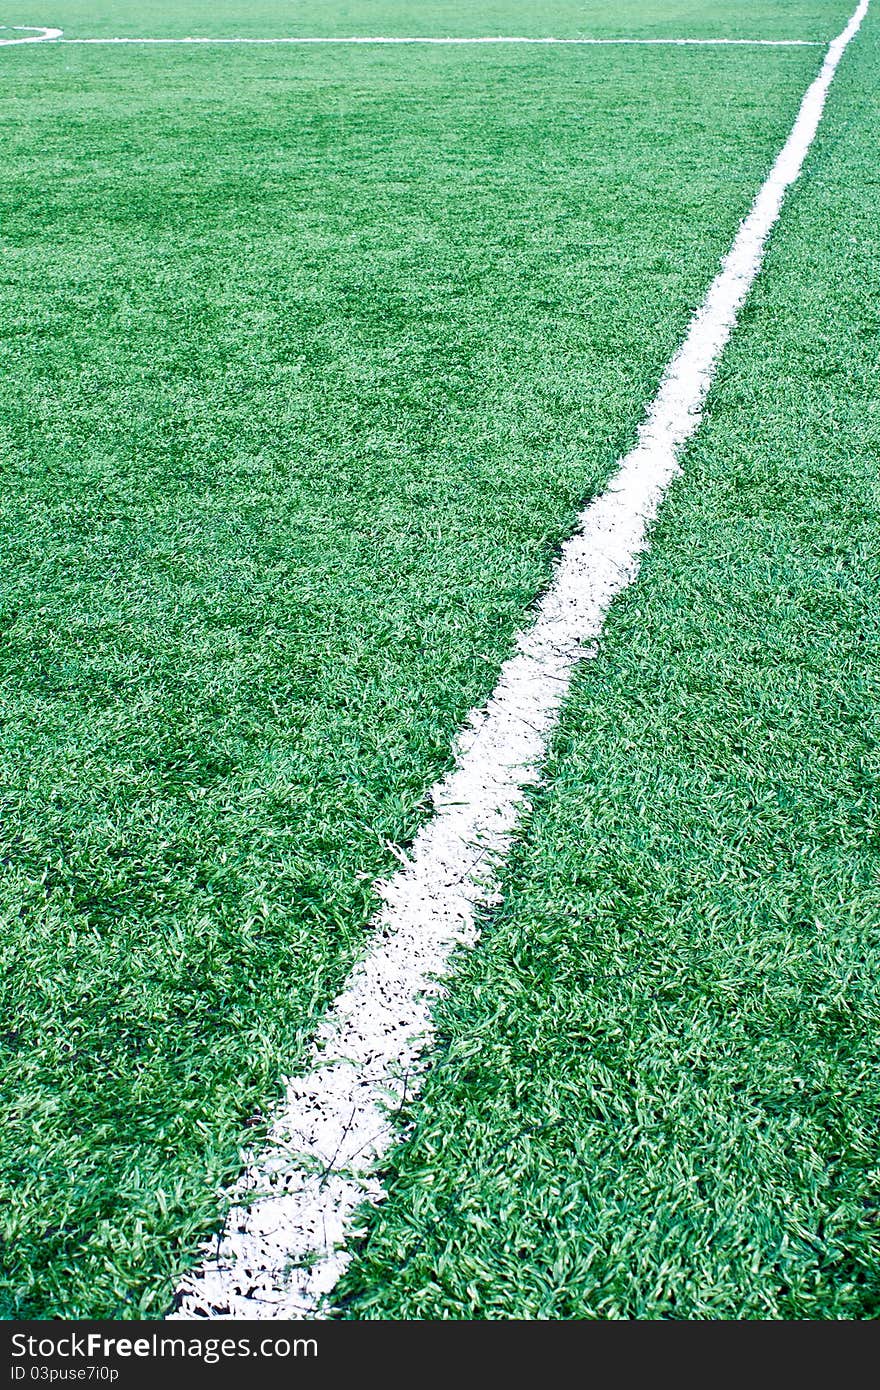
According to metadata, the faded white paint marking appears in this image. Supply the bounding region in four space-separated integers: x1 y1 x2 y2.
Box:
0 25 61 44
19 32 823 47
166 0 868 1320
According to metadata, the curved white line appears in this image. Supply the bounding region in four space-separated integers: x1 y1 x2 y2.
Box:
0 24 62 44
171 0 869 1323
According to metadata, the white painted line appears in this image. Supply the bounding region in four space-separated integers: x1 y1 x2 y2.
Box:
0 25 61 44
47 34 823 46
170 0 869 1321
1 28 823 47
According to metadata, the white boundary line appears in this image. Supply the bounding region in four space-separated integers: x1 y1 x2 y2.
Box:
171 0 869 1320
2 29 823 47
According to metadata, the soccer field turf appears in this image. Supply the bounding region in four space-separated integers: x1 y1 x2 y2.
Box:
1 0 877 1320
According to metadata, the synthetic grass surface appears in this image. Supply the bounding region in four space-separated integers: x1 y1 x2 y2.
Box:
0 18 824 1318
1 0 855 41
337 9 880 1320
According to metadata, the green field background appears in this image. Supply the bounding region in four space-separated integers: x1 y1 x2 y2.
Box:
1 0 874 1322
3 0 854 40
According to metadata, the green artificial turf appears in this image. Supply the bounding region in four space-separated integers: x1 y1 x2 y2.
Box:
0 0 855 42
337 7 880 1320
0 4 829 1318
